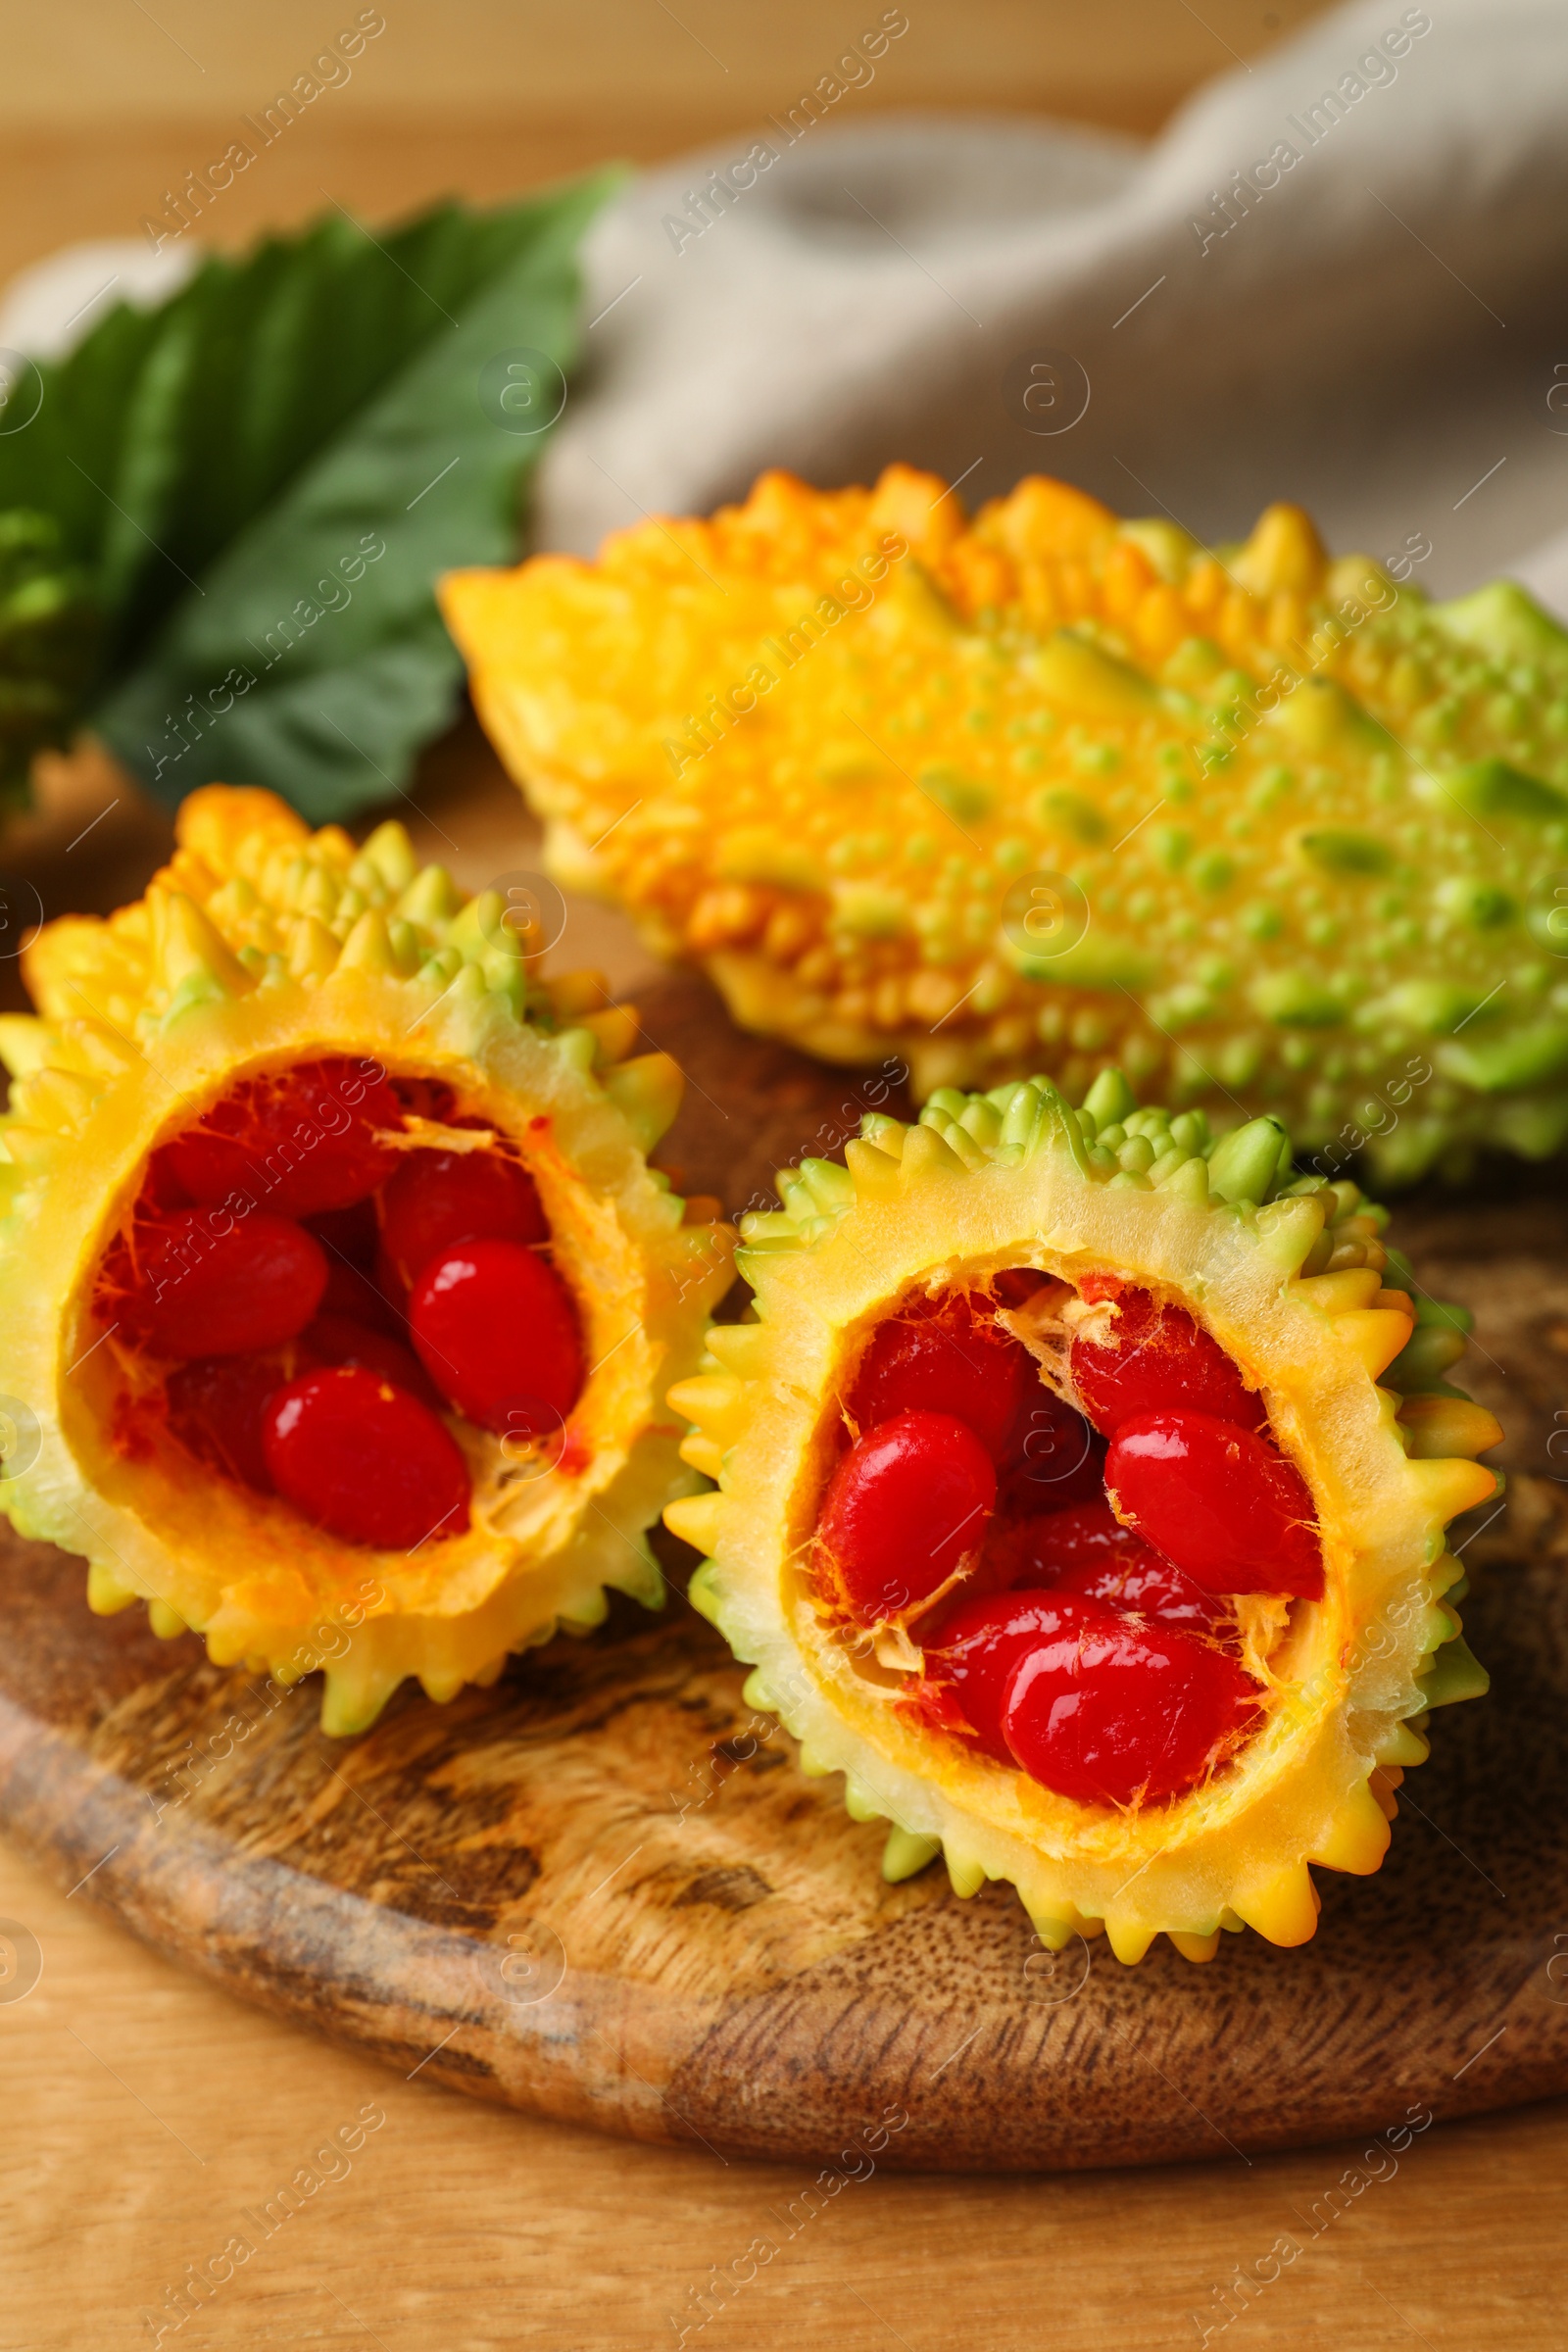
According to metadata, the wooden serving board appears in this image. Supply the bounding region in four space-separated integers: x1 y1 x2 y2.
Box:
3 971 1567 2173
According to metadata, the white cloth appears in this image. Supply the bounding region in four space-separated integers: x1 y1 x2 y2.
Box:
538 0 1568 610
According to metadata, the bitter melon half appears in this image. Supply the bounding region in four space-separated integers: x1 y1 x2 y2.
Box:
442 466 1568 1186
664 1068 1498 1962
0 787 731 1731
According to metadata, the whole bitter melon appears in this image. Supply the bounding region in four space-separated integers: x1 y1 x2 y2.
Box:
442 466 1568 1186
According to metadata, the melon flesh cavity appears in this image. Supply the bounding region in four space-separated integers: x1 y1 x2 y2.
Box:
0 786 732 1733
667 1068 1497 1963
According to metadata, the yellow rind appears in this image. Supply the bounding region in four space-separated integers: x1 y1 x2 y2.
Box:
0 788 733 1731
443 466 1568 1186
664 1069 1492 1962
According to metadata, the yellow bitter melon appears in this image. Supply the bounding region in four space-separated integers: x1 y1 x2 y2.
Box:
442 466 1568 1186
663 1066 1497 1964
0 786 732 1732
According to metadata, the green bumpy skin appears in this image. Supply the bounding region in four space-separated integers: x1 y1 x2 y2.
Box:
0 786 732 1733
664 1066 1499 1965
443 466 1568 1187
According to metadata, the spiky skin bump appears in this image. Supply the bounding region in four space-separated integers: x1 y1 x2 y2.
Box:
0 787 732 1734
443 467 1568 1187
662 1068 1497 1964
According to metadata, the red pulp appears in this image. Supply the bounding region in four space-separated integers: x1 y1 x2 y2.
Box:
152 1058 400 1219
164 1353 286 1493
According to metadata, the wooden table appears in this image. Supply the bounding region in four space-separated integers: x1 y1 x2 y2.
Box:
9 9 1567 2339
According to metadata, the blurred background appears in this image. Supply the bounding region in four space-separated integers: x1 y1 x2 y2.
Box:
0 0 1332 287
0 0 1343 991
5 0 1566 983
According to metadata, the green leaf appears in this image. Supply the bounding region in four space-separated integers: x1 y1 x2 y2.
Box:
0 511 101 803
0 177 620 822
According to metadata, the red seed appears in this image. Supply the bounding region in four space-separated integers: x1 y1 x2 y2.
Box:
848 1297 1034 1463
1070 1284 1265 1436
264 1367 469 1548
999 1497 1230 1634
908 1590 1111 1762
1002 1495 1129 1573
1002 1616 1260 1806
1105 1409 1324 1598
816 1409 997 1627
152 1058 400 1220
1040 1545 1232 1636
165 1353 286 1493
300 1313 443 1410
379 1147 548 1291
410 1239 582 1436
128 1212 327 1358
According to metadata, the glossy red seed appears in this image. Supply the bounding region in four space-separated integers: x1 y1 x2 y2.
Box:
410 1239 582 1436
848 1298 1034 1463
379 1148 548 1290
816 1409 997 1627
153 1059 400 1220
264 1367 469 1548
1105 1409 1324 1597
165 1353 285 1492
300 1314 443 1410
128 1212 327 1358
909 1590 1112 1762
1002 1616 1259 1806
1070 1284 1265 1436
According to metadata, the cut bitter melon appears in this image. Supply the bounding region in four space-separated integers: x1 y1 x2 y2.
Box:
442 466 1568 1185
0 787 732 1732
664 1067 1498 1963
